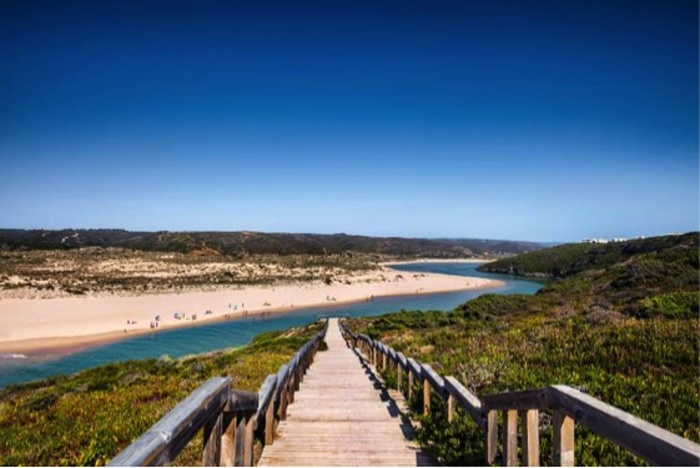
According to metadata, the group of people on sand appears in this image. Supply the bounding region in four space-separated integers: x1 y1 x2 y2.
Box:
124 319 139 333
122 299 280 335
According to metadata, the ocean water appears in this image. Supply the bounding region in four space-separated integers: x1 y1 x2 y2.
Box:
0 262 541 389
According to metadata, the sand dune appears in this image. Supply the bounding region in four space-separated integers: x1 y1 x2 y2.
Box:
0 264 500 356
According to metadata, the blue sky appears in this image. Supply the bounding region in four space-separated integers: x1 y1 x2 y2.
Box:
1 0 697 241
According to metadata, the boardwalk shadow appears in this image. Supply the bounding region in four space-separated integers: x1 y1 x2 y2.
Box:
350 348 433 466
350 350 422 425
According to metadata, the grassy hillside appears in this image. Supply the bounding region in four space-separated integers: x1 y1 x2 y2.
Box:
346 233 699 465
0 323 324 466
0 229 542 258
477 232 697 278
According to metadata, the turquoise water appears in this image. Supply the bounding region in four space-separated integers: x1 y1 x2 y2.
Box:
0 262 541 389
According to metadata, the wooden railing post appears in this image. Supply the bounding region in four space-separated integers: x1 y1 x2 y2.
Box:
447 394 455 423
243 411 254 466
203 412 224 466
408 370 414 400
293 363 301 392
487 410 498 465
234 413 246 466
397 361 403 392
503 410 518 466
278 383 288 421
297 356 304 385
520 410 539 466
265 400 275 446
287 376 295 405
221 411 236 466
553 410 575 466
423 379 431 415
276 365 289 421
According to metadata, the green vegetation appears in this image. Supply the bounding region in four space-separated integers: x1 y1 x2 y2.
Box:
0 228 541 258
0 247 380 296
0 323 323 466
479 232 697 279
348 232 700 466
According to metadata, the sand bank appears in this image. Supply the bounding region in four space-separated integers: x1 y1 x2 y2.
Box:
0 265 501 357
382 258 491 266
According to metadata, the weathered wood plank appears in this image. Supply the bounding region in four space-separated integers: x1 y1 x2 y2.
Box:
234 413 246 466
243 413 254 466
407 358 422 380
486 410 498 465
264 397 275 446
396 352 407 369
446 394 455 424
503 410 518 466
202 411 223 466
220 411 236 467
255 374 277 430
421 364 446 398
423 378 431 415
520 409 539 467
229 390 257 412
549 385 699 466
482 388 549 411
553 409 574 466
397 361 403 392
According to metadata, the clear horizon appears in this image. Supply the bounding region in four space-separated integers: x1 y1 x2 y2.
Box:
1 0 698 242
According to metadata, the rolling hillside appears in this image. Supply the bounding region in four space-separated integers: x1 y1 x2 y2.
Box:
0 229 542 258
478 232 697 278
346 232 699 465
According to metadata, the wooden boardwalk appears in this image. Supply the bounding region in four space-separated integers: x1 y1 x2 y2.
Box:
258 318 429 466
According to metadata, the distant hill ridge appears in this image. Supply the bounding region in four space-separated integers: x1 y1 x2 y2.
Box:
478 232 699 278
0 229 542 258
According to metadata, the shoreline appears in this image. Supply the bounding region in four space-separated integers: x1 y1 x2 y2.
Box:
382 258 491 266
0 262 503 358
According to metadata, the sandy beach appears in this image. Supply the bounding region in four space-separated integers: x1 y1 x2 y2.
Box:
0 264 501 357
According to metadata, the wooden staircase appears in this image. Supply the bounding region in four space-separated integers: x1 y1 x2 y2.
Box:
258 318 429 466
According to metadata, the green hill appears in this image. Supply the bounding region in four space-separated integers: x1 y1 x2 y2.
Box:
346 232 699 465
0 229 542 258
477 232 697 278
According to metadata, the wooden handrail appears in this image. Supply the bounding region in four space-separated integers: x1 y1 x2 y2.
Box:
339 318 700 467
482 388 549 411
421 363 446 398
443 376 484 428
110 319 329 466
549 385 700 466
108 377 231 466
